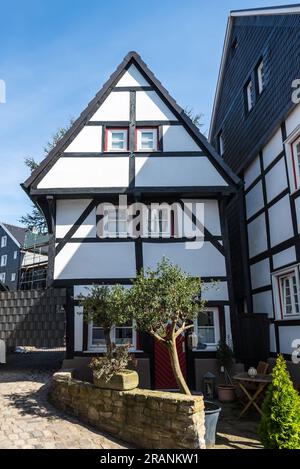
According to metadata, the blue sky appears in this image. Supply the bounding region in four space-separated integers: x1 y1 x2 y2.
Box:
0 0 295 226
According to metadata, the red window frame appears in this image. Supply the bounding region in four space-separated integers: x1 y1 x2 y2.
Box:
135 127 159 152
105 127 129 152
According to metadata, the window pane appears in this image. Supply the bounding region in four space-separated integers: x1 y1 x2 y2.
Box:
111 131 126 150
92 328 106 346
115 327 132 345
198 326 215 345
198 310 214 327
141 131 154 149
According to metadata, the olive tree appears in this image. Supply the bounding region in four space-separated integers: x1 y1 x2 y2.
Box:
79 285 130 354
128 258 205 395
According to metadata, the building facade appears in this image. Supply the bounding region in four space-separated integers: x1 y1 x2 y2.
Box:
23 52 239 389
0 223 26 290
210 5 300 360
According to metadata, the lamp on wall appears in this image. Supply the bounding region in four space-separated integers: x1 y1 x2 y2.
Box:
188 331 198 350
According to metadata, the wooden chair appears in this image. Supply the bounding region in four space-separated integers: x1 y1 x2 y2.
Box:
257 361 269 375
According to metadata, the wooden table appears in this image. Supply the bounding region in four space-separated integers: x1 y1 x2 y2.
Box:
233 372 272 418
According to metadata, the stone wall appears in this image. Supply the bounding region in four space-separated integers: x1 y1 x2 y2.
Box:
49 371 206 449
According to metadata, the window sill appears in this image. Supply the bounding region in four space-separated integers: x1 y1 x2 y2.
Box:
275 316 300 322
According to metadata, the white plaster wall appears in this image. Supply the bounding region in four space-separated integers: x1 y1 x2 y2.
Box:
245 181 264 219
74 306 83 352
278 325 300 355
202 281 228 301
262 127 283 169
115 65 150 87
273 246 296 270
56 199 96 238
37 157 129 189
136 91 176 121
64 126 102 153
74 284 131 298
247 213 268 258
244 156 260 189
54 242 136 279
142 242 226 277
294 196 300 232
135 157 227 187
252 290 273 317
90 92 130 121
162 125 200 152
250 258 271 290
268 195 294 247
269 323 276 353
181 199 221 235
285 103 300 137
265 157 288 203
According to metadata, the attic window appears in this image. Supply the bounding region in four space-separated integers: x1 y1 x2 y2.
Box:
136 128 158 151
256 60 265 95
245 79 254 113
105 128 128 152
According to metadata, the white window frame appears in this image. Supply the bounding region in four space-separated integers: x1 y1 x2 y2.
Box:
102 205 128 237
284 127 300 193
106 128 128 152
257 60 264 95
272 265 300 320
1 254 7 267
88 321 137 352
246 80 254 112
13 251 17 260
0 273 5 283
11 273 16 282
148 206 171 238
136 128 158 152
1 236 7 248
194 307 220 351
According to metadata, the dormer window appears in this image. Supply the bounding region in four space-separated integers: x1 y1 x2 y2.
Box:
246 80 254 112
136 128 158 151
257 59 265 95
105 128 128 152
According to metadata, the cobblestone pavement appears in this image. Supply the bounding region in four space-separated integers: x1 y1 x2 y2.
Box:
0 368 129 449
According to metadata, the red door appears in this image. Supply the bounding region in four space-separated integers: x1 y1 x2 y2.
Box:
154 333 187 390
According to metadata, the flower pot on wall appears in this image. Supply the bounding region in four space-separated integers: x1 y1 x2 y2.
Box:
217 384 236 402
93 369 139 391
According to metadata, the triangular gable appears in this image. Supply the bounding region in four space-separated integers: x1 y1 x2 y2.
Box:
22 51 240 192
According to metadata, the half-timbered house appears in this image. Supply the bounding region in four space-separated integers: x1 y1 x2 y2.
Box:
210 5 300 367
22 52 239 389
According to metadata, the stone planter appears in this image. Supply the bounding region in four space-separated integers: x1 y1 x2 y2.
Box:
217 384 236 402
93 369 139 390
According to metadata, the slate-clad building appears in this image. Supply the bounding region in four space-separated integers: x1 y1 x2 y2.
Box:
0 222 26 290
23 52 239 389
210 5 300 360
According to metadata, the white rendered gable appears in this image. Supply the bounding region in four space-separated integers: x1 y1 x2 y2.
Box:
90 91 130 121
115 64 150 87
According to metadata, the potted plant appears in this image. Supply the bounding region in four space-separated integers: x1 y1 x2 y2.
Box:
216 340 236 402
80 285 138 389
90 343 138 391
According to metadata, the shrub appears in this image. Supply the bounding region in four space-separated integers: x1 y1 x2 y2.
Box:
258 354 300 449
89 343 136 382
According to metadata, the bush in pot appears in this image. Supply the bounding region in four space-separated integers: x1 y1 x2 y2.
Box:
79 285 138 389
89 343 138 390
216 340 236 402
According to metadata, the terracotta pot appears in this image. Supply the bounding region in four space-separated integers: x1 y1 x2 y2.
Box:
217 384 236 402
93 369 139 391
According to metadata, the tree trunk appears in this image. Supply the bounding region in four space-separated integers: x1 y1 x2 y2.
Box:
104 328 112 355
167 337 191 395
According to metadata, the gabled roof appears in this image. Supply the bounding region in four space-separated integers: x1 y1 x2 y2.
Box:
209 4 300 140
1 223 27 247
22 51 240 191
